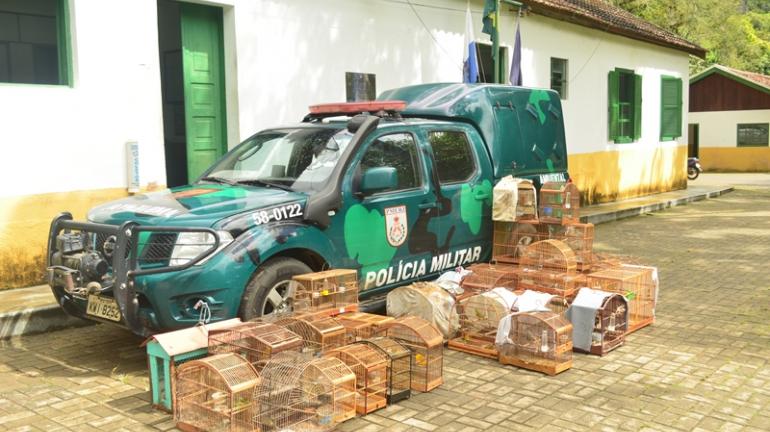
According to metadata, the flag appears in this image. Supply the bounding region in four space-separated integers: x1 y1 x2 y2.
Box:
463 4 479 83
481 0 497 38
509 15 523 86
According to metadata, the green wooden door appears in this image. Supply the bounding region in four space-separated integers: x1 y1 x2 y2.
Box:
181 3 226 183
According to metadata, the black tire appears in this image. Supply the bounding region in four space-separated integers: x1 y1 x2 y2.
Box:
687 167 699 180
238 257 312 321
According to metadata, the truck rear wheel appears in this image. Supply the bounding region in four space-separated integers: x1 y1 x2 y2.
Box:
239 257 312 320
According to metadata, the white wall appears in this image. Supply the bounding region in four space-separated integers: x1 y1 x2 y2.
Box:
690 110 770 147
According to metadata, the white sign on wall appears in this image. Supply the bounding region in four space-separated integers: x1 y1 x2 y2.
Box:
126 141 140 193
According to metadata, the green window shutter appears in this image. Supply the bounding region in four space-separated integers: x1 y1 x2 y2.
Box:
608 70 620 142
633 73 643 140
660 77 683 140
56 0 72 86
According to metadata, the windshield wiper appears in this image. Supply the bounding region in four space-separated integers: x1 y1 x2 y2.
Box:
200 176 238 186
236 179 294 192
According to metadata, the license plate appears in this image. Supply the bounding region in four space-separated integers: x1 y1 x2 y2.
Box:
86 295 122 322
539 172 566 184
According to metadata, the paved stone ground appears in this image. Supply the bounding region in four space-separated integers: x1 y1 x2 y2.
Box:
1 186 770 431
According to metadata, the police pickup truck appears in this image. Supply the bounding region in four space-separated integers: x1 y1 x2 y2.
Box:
47 83 569 336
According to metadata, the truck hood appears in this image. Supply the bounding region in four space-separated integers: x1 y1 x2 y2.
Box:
87 184 307 227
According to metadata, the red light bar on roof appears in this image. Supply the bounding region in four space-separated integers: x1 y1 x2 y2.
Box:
308 100 406 115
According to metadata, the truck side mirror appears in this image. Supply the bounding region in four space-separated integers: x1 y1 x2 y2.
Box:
360 167 398 195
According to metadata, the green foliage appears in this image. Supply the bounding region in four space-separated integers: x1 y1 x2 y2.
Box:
609 0 770 74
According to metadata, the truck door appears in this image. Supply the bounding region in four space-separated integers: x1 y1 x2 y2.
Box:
422 126 494 272
334 130 436 292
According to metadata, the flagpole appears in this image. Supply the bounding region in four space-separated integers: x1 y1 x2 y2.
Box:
493 0 500 83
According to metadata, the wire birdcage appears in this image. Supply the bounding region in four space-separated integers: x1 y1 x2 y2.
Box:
568 290 628 356
448 288 516 359
325 343 389 414
497 311 573 376
336 312 395 343
516 239 582 298
539 181 580 224
586 265 658 334
208 322 305 371
291 269 359 316
174 353 260 432
551 223 594 271
492 220 546 264
383 316 444 392
274 315 346 353
359 337 412 404
253 352 356 431
460 262 518 298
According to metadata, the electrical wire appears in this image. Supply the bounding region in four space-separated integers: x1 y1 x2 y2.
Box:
404 0 464 72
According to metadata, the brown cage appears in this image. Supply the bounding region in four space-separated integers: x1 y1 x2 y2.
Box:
325 343 389 414
383 316 444 392
551 223 594 271
274 315 346 353
516 239 582 298
539 181 580 224
497 311 573 376
253 352 356 431
511 290 571 316
174 353 260 432
208 322 305 371
359 337 412 404
448 288 516 359
460 262 518 298
568 291 628 356
291 269 359 315
336 312 395 343
586 265 657 334
492 220 546 264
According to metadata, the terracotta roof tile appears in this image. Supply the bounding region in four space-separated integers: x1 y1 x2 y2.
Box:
724 66 770 90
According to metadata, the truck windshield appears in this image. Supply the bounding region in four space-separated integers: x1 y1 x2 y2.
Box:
204 127 352 193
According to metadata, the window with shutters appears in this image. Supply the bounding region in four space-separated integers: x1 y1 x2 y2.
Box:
660 76 683 140
608 69 642 143
0 0 71 85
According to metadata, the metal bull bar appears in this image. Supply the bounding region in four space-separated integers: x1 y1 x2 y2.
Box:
48 212 220 335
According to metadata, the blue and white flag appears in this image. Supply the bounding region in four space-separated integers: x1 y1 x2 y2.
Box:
463 4 479 84
509 15 523 86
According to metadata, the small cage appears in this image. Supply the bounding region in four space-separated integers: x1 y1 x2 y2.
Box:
492 177 538 222
274 315 346 353
174 353 260 432
448 288 516 359
336 312 395 343
208 322 305 371
567 289 628 356
383 316 444 392
325 343 389 414
551 223 594 271
539 181 580 224
520 239 578 272
253 352 356 431
497 311 573 376
359 337 412 404
292 269 359 315
516 239 581 298
460 262 518 298
586 265 658 334
492 220 547 264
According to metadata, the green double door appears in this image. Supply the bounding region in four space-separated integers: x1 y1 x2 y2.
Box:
180 3 227 183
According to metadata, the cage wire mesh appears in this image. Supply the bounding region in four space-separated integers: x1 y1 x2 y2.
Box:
358 337 412 404
576 293 628 356
448 288 516 359
497 311 573 376
459 262 518 298
492 220 547 264
174 353 260 432
538 181 580 224
325 343 389 414
274 315 346 353
335 312 395 343
291 269 359 315
383 316 444 392
208 322 305 372
551 223 595 271
516 239 583 298
586 265 657 334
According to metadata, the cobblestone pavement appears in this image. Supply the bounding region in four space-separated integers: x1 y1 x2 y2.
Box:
2 186 770 432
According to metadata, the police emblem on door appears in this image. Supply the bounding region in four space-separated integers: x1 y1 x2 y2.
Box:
385 205 408 247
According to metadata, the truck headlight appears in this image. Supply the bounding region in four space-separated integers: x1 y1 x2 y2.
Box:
170 231 233 266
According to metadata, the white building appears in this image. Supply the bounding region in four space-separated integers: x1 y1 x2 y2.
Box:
0 0 703 287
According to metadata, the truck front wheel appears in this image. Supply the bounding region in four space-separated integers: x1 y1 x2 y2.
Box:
238 257 312 320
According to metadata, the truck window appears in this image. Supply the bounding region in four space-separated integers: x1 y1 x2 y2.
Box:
358 133 422 192
428 131 477 183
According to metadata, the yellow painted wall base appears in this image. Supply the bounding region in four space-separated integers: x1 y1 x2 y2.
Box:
699 147 770 172
0 188 128 289
568 145 688 204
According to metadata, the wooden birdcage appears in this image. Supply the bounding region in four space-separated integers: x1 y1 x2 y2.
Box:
359 337 412 404
568 290 628 356
586 265 657 334
174 353 260 432
539 181 580 224
497 311 573 375
551 223 594 271
326 344 389 414
274 315 346 353
511 290 571 315
460 262 518 298
336 312 395 343
291 269 359 315
448 288 516 359
516 239 582 298
383 316 444 392
492 220 547 264
208 322 305 371
253 352 356 431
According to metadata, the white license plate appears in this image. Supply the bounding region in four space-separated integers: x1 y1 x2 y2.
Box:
86 295 122 322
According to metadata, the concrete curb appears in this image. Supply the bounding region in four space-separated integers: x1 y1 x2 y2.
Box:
0 304 94 340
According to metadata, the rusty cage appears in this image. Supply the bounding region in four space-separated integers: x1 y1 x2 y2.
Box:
383 316 444 392
497 311 573 376
326 343 389 415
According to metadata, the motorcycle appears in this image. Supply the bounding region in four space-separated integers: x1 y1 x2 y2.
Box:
687 157 702 180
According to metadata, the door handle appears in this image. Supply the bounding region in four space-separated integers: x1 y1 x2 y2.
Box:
418 201 437 210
